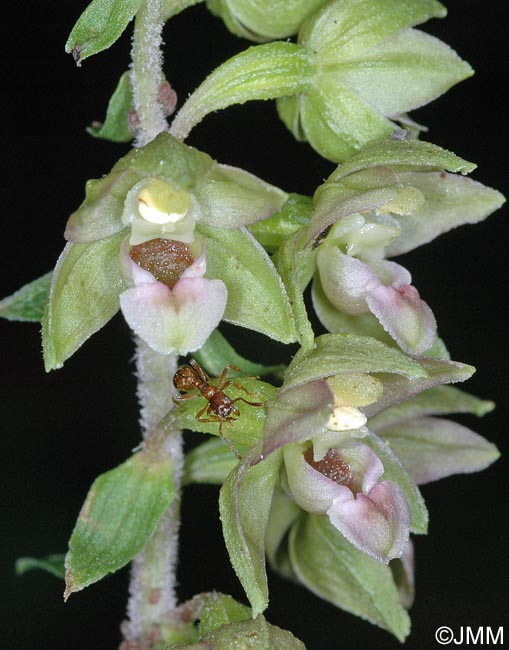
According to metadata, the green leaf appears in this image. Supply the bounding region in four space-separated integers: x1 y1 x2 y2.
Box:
87 71 133 142
272 232 315 350
219 448 282 616
64 449 175 599
199 225 297 344
282 333 428 391
172 376 275 449
194 329 285 380
184 438 240 485
42 232 125 371
198 593 251 637
249 193 313 253
0 272 52 322
16 554 65 579
289 514 410 641
363 433 428 533
170 42 313 140
66 0 143 64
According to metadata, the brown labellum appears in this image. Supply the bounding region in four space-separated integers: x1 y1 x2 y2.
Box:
304 446 353 486
129 238 195 289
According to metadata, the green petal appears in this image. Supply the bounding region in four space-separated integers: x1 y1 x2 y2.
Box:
289 514 410 641
0 272 52 322
65 0 143 64
196 164 287 229
249 193 313 253
199 225 297 343
42 233 125 371
64 449 175 598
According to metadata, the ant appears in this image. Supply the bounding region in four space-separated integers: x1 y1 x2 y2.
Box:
172 358 263 459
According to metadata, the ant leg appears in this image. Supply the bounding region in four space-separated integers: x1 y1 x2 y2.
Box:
189 358 210 383
172 394 202 404
232 396 264 407
217 364 242 386
218 420 241 460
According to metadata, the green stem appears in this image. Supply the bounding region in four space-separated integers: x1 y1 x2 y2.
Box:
124 340 183 642
130 0 168 147
125 1 187 643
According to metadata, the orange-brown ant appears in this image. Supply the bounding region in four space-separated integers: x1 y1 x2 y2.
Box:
172 358 263 459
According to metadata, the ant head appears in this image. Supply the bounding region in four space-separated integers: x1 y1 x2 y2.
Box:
173 365 199 390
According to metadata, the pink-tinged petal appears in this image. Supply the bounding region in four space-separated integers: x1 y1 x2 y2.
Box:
339 442 384 494
317 246 374 315
283 444 345 515
119 276 227 355
327 479 411 563
181 249 206 279
366 282 436 355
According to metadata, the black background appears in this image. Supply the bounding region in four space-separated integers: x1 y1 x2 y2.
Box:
1 2 508 649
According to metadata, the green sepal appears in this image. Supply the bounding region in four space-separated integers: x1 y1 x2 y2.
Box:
282 333 428 391
272 231 315 350
66 0 143 64
329 138 476 183
206 0 327 42
64 448 175 599
0 272 52 322
172 376 275 449
364 433 428 533
199 225 298 344
289 514 410 641
87 71 133 142
170 42 313 140
277 0 472 163
219 448 282 617
249 193 313 253
265 490 301 580
195 164 287 229
42 232 125 371
16 554 65 579
198 615 307 650
370 385 495 431
194 329 285 380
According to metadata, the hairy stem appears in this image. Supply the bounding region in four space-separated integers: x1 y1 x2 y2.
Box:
125 1 185 642
130 0 167 147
